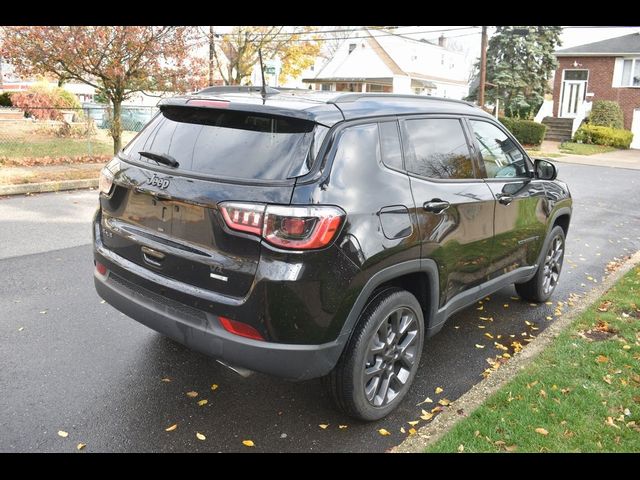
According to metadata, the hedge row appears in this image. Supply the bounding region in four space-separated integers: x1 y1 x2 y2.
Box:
499 117 547 146
573 124 633 149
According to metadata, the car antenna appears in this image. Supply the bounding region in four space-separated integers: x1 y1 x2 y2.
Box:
258 48 267 104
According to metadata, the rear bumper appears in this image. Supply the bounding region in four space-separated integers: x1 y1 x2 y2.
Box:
94 268 343 380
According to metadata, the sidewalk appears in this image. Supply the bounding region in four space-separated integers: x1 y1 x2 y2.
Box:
555 148 640 170
536 141 640 170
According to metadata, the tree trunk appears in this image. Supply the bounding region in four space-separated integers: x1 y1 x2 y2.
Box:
209 26 215 87
110 98 123 154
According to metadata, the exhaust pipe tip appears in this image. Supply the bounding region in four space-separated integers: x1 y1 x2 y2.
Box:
216 360 254 378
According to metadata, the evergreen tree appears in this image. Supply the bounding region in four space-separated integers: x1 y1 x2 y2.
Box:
468 26 562 118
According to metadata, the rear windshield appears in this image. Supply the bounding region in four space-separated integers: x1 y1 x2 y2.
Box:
121 106 327 181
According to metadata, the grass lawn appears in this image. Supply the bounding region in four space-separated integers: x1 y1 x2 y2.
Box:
525 149 563 158
0 138 114 158
0 120 136 161
427 265 640 453
559 142 617 156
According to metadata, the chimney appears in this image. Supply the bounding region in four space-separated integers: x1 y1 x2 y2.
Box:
438 35 447 48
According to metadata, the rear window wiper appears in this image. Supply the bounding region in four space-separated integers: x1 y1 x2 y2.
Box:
139 151 179 168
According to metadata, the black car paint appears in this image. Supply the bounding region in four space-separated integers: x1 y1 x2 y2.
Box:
93 91 572 379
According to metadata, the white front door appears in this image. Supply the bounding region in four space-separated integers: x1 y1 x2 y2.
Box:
560 81 586 118
631 108 640 150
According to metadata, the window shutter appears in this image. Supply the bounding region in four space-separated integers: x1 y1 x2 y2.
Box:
612 57 624 87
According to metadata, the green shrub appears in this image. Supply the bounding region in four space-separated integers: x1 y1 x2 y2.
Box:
573 124 633 149
0 92 14 107
588 100 624 129
499 117 547 146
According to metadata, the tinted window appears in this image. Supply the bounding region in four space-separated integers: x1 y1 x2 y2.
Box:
403 118 475 179
333 123 380 169
469 120 529 179
378 121 403 170
122 107 322 181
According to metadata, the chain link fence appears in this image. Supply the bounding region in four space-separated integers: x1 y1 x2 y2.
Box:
0 105 158 166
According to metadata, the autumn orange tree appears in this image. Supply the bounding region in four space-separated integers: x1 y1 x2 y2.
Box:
210 26 321 86
1 26 203 153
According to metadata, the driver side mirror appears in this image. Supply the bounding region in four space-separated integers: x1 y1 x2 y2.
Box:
534 159 558 181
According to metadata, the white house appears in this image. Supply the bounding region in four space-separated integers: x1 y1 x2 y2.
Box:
302 29 470 99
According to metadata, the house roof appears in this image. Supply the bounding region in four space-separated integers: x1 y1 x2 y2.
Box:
306 29 468 86
555 32 640 56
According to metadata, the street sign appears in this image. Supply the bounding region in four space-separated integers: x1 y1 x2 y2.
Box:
265 66 276 75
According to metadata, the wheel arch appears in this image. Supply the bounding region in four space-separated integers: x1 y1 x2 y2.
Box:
335 260 440 355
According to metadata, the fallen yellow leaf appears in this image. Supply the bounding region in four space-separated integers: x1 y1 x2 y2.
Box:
420 412 434 421
197 399 208 406
458 444 464 452
196 432 206 441
400 427 406 434
76 443 86 450
435 387 443 394
319 424 329 429
623 345 631 350
484 333 494 339
211 384 219 391
475 344 485 349
535 428 548 436
242 440 255 447
438 398 451 406
165 424 178 432
417 396 433 405
338 425 348 429
596 355 609 363
57 431 68 438
161 378 171 382
408 420 419 426
408 428 417 436
186 391 198 398
378 428 391 436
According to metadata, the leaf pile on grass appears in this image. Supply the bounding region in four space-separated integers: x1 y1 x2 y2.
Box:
428 265 640 453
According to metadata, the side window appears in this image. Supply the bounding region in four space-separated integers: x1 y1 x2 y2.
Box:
333 123 380 169
378 121 403 170
403 118 475 180
469 120 530 179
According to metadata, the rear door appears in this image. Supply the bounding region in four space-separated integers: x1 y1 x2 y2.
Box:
100 105 324 298
465 118 548 279
400 116 496 307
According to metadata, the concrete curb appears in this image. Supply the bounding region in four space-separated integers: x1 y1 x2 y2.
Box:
392 249 640 453
0 178 98 196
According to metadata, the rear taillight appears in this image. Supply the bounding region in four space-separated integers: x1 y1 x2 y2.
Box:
98 167 114 195
219 202 345 250
219 316 264 341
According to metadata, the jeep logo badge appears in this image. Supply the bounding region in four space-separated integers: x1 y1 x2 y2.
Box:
148 175 170 189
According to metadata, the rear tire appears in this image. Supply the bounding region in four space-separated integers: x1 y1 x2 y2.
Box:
325 288 424 421
515 226 565 303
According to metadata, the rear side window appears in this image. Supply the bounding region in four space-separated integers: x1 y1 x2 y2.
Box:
122 107 325 181
403 118 475 180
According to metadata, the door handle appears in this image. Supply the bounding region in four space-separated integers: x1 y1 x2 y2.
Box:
423 199 450 214
497 194 513 205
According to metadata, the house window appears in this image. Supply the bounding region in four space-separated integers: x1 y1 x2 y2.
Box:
564 70 588 81
621 59 640 87
321 83 332 91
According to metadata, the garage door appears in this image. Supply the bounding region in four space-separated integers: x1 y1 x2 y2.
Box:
632 109 640 150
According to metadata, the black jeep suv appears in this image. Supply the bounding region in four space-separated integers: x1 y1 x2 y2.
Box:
93 87 572 420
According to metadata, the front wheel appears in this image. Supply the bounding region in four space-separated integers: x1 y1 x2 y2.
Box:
515 226 566 302
325 288 424 421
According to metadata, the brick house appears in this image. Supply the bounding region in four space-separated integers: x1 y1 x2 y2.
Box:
542 32 640 148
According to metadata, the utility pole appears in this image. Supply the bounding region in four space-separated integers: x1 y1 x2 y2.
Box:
479 26 487 109
208 26 215 87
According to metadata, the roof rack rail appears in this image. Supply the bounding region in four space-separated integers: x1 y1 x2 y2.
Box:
196 85 281 96
328 93 477 108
